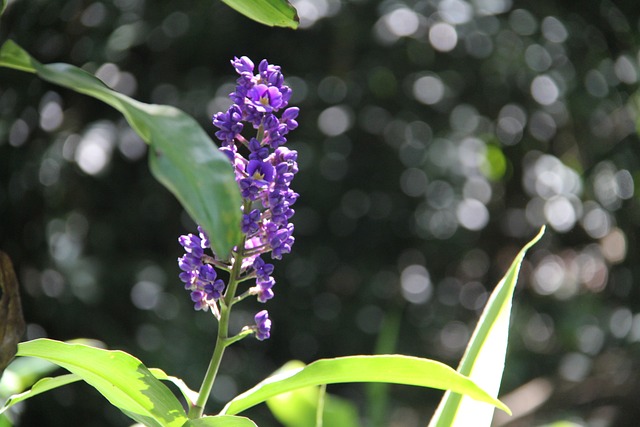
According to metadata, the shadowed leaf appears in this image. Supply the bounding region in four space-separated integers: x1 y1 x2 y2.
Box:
220 0 299 29
0 40 242 258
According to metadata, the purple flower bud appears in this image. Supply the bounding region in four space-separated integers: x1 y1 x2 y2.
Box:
242 209 261 234
179 234 204 258
254 310 271 340
256 276 275 303
197 226 211 249
178 253 201 272
253 256 275 281
204 279 225 300
232 56 254 74
248 138 269 160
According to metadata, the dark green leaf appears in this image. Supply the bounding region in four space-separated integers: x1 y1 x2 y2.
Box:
0 252 25 378
0 40 242 258
220 0 299 29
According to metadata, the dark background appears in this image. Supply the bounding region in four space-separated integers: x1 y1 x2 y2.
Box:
1 0 640 425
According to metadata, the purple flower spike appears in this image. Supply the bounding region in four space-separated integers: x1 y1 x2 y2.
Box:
254 310 271 340
181 56 299 325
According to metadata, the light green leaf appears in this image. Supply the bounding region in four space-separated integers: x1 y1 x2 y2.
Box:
220 0 298 29
220 355 509 416
266 361 359 427
183 415 258 427
0 40 242 258
428 226 546 427
0 374 81 415
149 368 198 407
14 339 188 427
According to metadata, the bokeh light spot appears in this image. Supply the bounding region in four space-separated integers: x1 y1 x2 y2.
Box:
429 22 458 52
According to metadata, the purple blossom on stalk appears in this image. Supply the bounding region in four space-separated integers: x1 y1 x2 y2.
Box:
177 56 298 340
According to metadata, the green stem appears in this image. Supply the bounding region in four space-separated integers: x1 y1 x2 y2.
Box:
188 234 247 419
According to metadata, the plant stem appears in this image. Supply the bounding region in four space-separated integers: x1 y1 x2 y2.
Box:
188 235 247 419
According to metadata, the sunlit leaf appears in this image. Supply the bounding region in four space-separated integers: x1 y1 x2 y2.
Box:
14 339 188 427
266 361 359 427
366 308 402 427
150 368 199 408
428 226 545 427
220 0 299 29
183 415 258 426
0 374 80 415
220 355 510 416
0 252 25 377
0 40 242 258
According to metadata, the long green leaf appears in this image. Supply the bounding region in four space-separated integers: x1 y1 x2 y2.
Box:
265 361 359 427
220 355 510 416
0 40 242 258
220 0 298 29
428 226 546 427
15 339 188 427
1 0 6 16
0 374 81 414
183 415 258 426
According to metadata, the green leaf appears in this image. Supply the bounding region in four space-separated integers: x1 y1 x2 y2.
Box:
0 40 242 258
1 0 6 16
0 374 81 415
366 307 402 427
220 355 509 416
149 368 199 407
220 0 299 29
183 415 258 427
14 339 188 427
266 361 359 427
428 226 546 427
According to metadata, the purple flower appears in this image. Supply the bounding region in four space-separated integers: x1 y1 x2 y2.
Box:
247 84 285 113
247 159 275 182
254 310 271 340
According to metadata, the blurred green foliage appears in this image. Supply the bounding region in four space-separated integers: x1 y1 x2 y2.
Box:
1 0 639 426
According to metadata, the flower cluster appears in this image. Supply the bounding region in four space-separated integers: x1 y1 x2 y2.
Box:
178 56 299 341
